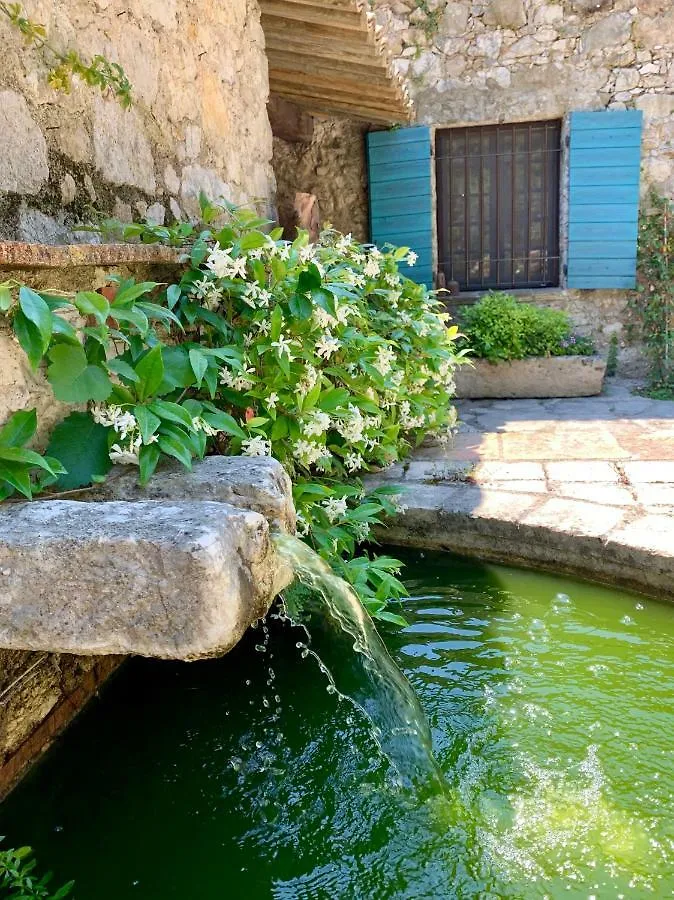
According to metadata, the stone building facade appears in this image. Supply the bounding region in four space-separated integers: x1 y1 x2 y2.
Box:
274 0 673 374
0 0 274 242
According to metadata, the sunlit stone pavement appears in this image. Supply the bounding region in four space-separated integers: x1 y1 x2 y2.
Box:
367 379 674 595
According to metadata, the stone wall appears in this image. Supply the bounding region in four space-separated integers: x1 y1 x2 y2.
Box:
373 0 673 201
0 649 123 799
272 118 369 242
0 0 275 241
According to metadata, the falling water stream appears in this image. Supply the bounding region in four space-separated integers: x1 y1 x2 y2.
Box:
272 534 445 793
2 549 674 898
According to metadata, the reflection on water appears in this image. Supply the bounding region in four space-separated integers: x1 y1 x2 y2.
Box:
1 551 673 899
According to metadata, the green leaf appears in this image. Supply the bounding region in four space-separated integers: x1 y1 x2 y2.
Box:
0 409 37 447
148 399 194 430
19 286 52 354
159 346 195 393
239 231 268 251
158 433 193 469
0 284 12 312
312 287 336 316
271 415 289 440
166 284 182 309
74 291 110 323
270 304 283 342
13 310 46 369
51 315 80 343
47 344 113 404
135 346 164 402
189 348 208 387
134 406 161 444
0 445 59 475
297 264 322 294
107 358 140 383
289 294 313 320
138 443 161 485
112 281 158 306
46 412 112 489
110 306 149 335
0 460 32 499
200 407 247 439
319 388 351 411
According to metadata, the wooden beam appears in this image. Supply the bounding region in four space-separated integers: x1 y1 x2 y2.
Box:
266 48 396 84
260 1 365 32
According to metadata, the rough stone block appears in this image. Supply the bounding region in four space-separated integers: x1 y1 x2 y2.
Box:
0 91 49 195
91 456 296 533
455 356 607 399
483 0 527 29
581 13 633 53
0 501 293 660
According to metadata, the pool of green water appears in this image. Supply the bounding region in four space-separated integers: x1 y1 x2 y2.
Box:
2 551 674 899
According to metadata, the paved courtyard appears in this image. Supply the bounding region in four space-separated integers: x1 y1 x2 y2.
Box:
369 379 674 596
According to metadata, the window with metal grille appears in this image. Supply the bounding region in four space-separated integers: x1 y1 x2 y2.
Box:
436 120 561 291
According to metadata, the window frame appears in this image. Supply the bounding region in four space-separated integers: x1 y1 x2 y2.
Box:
433 119 563 294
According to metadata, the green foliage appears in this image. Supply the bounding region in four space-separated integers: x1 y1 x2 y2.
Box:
460 292 595 362
46 413 112 490
0 410 65 500
0 840 73 898
631 193 674 394
0 202 463 620
0 2 132 107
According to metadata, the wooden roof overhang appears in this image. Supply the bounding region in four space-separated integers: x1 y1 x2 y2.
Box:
259 0 414 125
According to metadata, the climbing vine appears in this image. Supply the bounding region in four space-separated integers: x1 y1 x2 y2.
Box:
0 198 464 624
0 841 73 898
631 193 674 397
0 2 132 107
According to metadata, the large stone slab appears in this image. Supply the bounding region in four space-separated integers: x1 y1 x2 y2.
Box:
455 356 607 399
0 500 293 660
91 456 296 533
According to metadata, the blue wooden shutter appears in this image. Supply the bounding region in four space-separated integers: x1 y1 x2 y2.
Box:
367 126 434 285
567 110 643 289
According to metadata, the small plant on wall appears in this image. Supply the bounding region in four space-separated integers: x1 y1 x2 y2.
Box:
632 193 674 398
0 2 132 106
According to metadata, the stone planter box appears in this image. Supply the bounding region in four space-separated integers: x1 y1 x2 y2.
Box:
455 356 606 399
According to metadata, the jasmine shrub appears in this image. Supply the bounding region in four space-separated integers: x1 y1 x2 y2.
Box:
2 205 464 623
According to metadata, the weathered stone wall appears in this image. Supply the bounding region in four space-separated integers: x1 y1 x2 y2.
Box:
272 118 369 241
0 0 275 241
374 0 673 200
0 649 123 799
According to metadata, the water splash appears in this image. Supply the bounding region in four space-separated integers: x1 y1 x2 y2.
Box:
273 533 445 792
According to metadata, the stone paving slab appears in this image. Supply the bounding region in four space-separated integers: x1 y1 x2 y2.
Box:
368 380 674 599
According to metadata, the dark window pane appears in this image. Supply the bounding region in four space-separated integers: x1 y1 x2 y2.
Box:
436 120 561 290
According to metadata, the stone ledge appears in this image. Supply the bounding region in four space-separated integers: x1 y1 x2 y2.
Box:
0 241 185 271
0 499 293 660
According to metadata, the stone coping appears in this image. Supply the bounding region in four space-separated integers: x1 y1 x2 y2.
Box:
0 241 185 271
455 356 607 399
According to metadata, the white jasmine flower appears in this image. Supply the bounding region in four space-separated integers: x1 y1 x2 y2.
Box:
313 307 337 330
255 318 271 335
384 272 400 288
191 417 218 437
303 411 331 438
316 334 341 359
266 392 279 410
374 345 396 376
271 333 295 359
242 436 272 457
352 521 371 542
344 451 364 473
205 246 235 278
364 256 380 278
343 268 365 289
109 435 142 466
293 439 325 468
296 512 310 537
335 303 355 325
335 233 352 254
299 245 316 264
322 496 348 523
406 251 418 267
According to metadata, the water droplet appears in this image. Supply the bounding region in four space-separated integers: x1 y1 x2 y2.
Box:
254 644 267 653
621 615 634 625
635 602 644 610
555 592 571 604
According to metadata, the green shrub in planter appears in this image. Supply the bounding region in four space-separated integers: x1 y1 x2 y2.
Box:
460 292 595 362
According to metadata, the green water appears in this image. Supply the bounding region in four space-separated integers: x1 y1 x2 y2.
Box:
2 551 674 899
